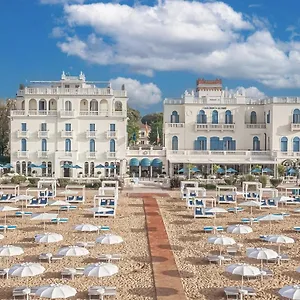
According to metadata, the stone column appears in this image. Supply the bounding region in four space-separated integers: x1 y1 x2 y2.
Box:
139 166 142 178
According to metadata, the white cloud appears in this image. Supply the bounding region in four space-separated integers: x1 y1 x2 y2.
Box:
110 77 162 108
230 86 266 99
53 0 300 88
40 0 84 4
50 27 66 38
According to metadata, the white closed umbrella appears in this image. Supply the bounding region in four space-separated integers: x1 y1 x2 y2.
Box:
35 284 77 299
84 263 119 278
57 246 89 257
265 235 294 253
96 234 123 245
239 200 261 214
247 247 278 268
279 285 300 299
35 233 63 244
31 213 58 232
226 263 261 287
227 224 253 234
208 235 236 255
0 245 24 267
60 190 78 196
75 224 99 232
9 262 45 286
0 206 18 229
257 214 284 234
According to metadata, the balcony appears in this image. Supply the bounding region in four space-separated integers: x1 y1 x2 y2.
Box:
17 151 29 158
17 130 29 138
80 110 109 117
11 110 57 116
60 110 75 118
195 123 235 131
38 130 49 138
86 151 96 159
291 123 300 131
37 151 49 158
106 131 118 139
56 151 77 160
86 131 97 138
61 131 74 138
106 151 116 159
245 123 266 129
127 147 166 157
165 123 185 128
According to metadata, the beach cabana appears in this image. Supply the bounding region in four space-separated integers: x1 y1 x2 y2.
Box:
242 182 262 200
285 187 300 198
37 179 57 198
180 181 199 200
0 185 20 201
98 187 118 201
65 185 85 203
26 188 49 207
101 180 119 190
216 186 237 204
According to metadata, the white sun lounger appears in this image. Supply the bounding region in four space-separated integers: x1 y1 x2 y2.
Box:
88 286 117 300
97 254 122 263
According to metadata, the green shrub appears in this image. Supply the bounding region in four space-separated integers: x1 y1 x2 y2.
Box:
270 178 283 188
259 175 268 188
170 177 181 188
199 184 216 190
11 175 26 184
277 164 285 177
85 182 101 189
224 176 237 186
28 178 39 185
244 174 255 182
0 179 10 184
57 179 70 188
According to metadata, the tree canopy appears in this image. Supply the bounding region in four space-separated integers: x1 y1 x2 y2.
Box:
127 106 141 145
141 112 163 127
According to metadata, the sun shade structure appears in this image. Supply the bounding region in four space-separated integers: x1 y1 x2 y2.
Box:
96 234 123 245
9 262 45 277
84 263 119 278
207 235 236 255
265 235 295 253
227 225 253 234
31 213 58 232
57 246 89 257
279 285 300 299
247 247 278 268
74 224 99 232
35 233 63 244
35 284 77 299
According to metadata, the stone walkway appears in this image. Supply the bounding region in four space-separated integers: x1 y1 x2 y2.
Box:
130 193 186 300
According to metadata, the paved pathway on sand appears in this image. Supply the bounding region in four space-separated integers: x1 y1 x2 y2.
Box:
130 193 187 300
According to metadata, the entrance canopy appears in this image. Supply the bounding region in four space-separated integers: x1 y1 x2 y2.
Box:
129 158 163 167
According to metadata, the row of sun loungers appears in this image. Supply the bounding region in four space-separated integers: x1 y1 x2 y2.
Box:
224 286 256 299
0 194 16 202
66 196 84 203
218 195 236 204
27 198 48 207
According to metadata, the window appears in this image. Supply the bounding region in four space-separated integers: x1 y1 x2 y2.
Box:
90 139 96 152
84 162 89 176
48 162 52 176
293 137 300 152
90 162 95 176
90 124 95 131
194 137 207 150
223 137 236 150
21 123 27 132
266 110 270 124
27 161 31 175
42 161 46 176
110 124 116 132
65 139 71 152
170 111 179 123
197 110 207 124
210 137 220 150
172 136 178 150
90 100 98 111
22 161 26 175
212 110 218 124
140 140 145 144
281 137 288 152
250 111 257 124
109 139 115 152
65 101 72 111
21 139 27 151
41 123 47 131
65 123 71 131
39 100 46 111
293 109 300 124
225 110 233 124
16 161 20 174
253 136 260 151
115 101 122 111
41 139 47 151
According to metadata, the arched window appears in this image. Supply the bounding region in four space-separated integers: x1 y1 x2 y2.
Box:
42 161 46 176
27 161 31 175
65 139 71 152
39 99 46 111
194 137 207 150
90 139 96 152
253 136 260 151
65 101 72 111
210 136 220 150
115 101 122 111
293 109 300 124
84 162 88 176
225 110 233 124
21 139 27 151
250 111 257 124
197 110 207 124
212 110 218 124
41 139 47 151
170 111 179 123
16 161 20 174
293 137 300 152
90 100 98 112
48 162 52 176
266 110 271 124
281 137 288 152
172 136 178 150
90 162 95 176
223 137 236 150
21 161 26 175
110 139 115 152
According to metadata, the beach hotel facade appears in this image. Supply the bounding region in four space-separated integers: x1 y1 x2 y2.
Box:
9 73 300 178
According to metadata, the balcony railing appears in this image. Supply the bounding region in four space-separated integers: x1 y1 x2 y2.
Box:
11 110 58 116
60 110 75 118
245 123 266 129
195 123 235 131
86 151 96 159
127 147 166 157
106 131 117 139
38 151 48 158
86 131 97 138
38 130 49 138
107 151 116 159
56 151 77 159
17 151 29 158
291 123 300 131
17 130 29 138
61 131 74 138
165 123 185 128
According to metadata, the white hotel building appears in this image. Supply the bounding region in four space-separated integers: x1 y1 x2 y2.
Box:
10 72 128 178
9 74 300 179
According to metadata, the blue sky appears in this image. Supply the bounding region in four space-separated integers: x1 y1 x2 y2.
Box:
1 0 300 114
